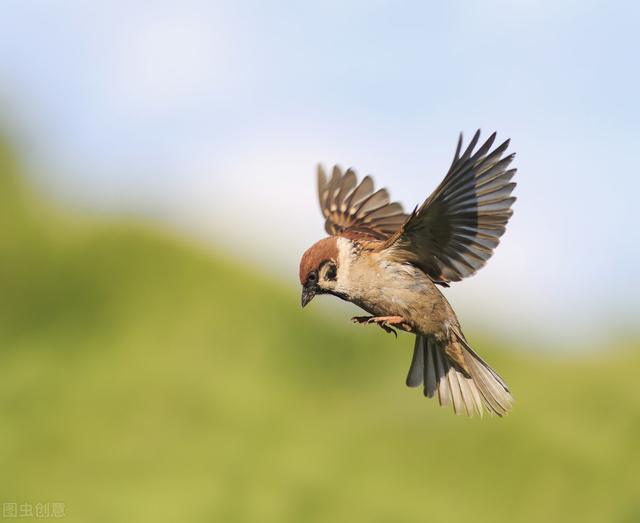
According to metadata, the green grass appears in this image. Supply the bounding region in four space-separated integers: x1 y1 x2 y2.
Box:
0 138 639 522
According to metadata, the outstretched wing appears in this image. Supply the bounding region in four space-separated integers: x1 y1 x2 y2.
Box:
317 165 408 240
385 130 517 284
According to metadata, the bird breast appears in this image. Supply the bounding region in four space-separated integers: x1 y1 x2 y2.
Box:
345 251 456 337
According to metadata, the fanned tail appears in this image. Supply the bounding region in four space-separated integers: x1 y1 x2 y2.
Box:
406 334 513 417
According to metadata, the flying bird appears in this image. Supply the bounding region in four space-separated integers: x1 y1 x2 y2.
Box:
299 130 517 417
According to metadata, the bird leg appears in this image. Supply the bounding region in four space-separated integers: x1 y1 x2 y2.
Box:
350 315 414 337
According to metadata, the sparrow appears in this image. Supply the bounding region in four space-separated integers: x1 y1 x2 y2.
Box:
299 130 517 417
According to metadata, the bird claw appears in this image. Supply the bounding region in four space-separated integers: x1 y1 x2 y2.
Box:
378 323 398 337
350 315 412 337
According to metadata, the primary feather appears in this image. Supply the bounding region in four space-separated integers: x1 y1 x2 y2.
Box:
385 130 517 284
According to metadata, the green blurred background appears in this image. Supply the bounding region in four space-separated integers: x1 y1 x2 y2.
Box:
1 135 639 522
1 2 639 522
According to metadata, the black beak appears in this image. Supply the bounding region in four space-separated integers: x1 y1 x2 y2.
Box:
301 285 316 307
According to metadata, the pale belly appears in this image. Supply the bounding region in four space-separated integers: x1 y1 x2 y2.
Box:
348 261 459 339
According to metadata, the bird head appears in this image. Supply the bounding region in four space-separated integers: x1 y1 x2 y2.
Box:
298 237 347 307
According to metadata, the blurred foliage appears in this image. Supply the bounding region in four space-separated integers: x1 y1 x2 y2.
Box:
0 134 638 523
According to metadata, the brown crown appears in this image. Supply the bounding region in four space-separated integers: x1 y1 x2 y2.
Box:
299 237 339 284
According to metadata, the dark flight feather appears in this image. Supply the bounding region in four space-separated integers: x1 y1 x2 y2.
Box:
384 130 517 284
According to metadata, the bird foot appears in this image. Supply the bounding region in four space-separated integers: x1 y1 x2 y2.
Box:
350 316 413 337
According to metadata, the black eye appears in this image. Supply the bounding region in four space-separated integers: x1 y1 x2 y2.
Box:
325 264 337 281
307 271 318 284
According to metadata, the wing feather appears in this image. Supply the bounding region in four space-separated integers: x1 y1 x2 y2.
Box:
383 130 517 283
317 165 408 240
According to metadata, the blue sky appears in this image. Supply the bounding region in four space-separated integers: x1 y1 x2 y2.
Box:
1 0 638 346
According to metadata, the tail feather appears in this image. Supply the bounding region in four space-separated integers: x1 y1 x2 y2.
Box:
405 334 512 417
457 334 513 416
405 336 425 387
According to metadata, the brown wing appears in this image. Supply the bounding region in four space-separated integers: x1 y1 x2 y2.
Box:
385 130 516 284
317 164 408 240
